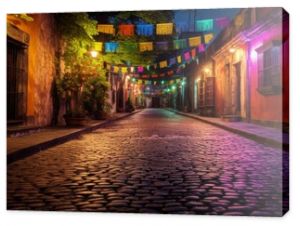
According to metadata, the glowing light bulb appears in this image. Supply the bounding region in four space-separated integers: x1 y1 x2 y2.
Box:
90 50 98 58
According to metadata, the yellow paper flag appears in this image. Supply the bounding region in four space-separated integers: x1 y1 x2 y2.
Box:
177 56 182 63
93 42 103 51
139 42 153 52
121 67 128 74
204 33 214 44
113 66 119 73
156 23 173 35
188 36 201 47
159 60 168 68
97 24 115 35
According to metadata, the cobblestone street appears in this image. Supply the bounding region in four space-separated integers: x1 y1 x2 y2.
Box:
7 109 288 216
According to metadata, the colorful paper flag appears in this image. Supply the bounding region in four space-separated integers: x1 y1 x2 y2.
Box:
113 66 119 73
173 39 187 50
136 24 154 36
139 42 153 52
137 66 144 73
169 57 176 66
191 48 196 58
197 44 206 52
156 41 169 51
215 17 230 28
118 24 134 36
175 22 189 33
204 33 214 44
195 19 214 32
159 60 168 68
167 71 174 76
121 67 128 74
177 55 182 64
93 42 103 51
105 42 119 53
188 36 201 47
156 23 173 35
97 24 115 35
184 52 191 61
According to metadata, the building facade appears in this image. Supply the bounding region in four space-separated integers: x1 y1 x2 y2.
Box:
7 14 59 127
182 8 289 128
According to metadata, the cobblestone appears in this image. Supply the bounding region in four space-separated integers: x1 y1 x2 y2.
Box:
7 109 288 216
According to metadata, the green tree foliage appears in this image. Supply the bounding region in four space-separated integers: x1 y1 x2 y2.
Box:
82 75 110 117
55 13 100 74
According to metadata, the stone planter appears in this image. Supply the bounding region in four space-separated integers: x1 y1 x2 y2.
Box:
63 115 86 127
93 111 110 120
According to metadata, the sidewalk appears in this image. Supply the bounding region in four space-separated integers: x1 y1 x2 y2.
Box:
7 110 142 164
167 108 289 151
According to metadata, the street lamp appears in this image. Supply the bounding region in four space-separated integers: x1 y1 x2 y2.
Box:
203 67 210 73
90 50 98 58
229 48 236 53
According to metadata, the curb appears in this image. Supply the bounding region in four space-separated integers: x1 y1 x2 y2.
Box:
167 108 289 151
7 110 142 164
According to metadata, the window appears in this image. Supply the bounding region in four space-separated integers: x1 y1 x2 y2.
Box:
257 41 282 95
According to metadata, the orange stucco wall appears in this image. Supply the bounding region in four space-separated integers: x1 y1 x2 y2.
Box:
7 14 58 126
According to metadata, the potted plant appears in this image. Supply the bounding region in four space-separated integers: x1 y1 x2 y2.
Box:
82 75 111 120
125 96 135 113
56 72 87 127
